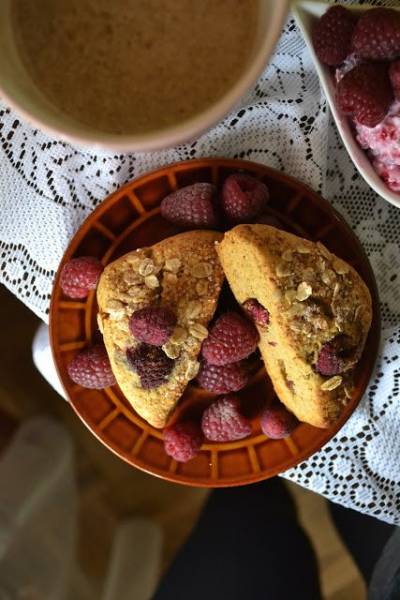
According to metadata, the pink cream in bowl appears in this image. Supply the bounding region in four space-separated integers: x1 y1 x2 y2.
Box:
355 101 400 193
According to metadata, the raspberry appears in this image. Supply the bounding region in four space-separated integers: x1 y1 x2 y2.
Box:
312 6 356 66
201 312 259 366
201 395 252 442
126 343 174 389
242 298 270 328
316 335 356 377
129 306 176 346
260 405 298 439
67 344 115 389
389 60 400 100
316 338 343 376
160 183 218 229
196 361 248 394
221 174 269 224
352 8 400 60
60 256 103 299
337 63 393 127
164 421 203 462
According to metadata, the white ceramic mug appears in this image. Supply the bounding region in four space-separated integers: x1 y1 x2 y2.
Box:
0 0 289 153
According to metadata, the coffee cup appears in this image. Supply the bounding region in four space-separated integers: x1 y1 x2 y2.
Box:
0 0 289 152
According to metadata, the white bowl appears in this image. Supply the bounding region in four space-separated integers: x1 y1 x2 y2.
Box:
0 0 289 153
292 0 400 209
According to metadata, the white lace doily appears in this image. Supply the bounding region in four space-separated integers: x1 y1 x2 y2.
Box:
0 1 399 523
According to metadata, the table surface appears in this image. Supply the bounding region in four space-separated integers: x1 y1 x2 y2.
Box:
0 5 399 523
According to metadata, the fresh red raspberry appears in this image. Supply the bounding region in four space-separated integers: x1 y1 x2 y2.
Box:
160 183 218 229
352 8 400 60
201 395 252 442
60 256 103 299
389 60 400 100
126 343 174 389
201 312 259 366
129 306 176 346
242 298 270 328
221 174 269 224
67 344 115 389
164 421 203 462
260 405 298 439
312 6 356 66
337 63 393 127
196 361 248 394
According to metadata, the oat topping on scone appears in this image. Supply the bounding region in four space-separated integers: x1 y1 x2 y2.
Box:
270 239 366 370
100 246 220 375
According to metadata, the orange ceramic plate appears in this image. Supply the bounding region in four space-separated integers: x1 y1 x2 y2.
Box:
50 158 380 487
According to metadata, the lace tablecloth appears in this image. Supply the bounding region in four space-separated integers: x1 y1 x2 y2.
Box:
1 3 399 524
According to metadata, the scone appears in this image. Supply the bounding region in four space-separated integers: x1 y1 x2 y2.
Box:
217 224 372 428
97 230 224 428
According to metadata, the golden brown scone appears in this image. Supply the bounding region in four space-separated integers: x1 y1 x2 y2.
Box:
217 224 372 428
97 230 224 428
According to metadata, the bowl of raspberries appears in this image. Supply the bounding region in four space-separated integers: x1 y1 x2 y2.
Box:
293 1 400 207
